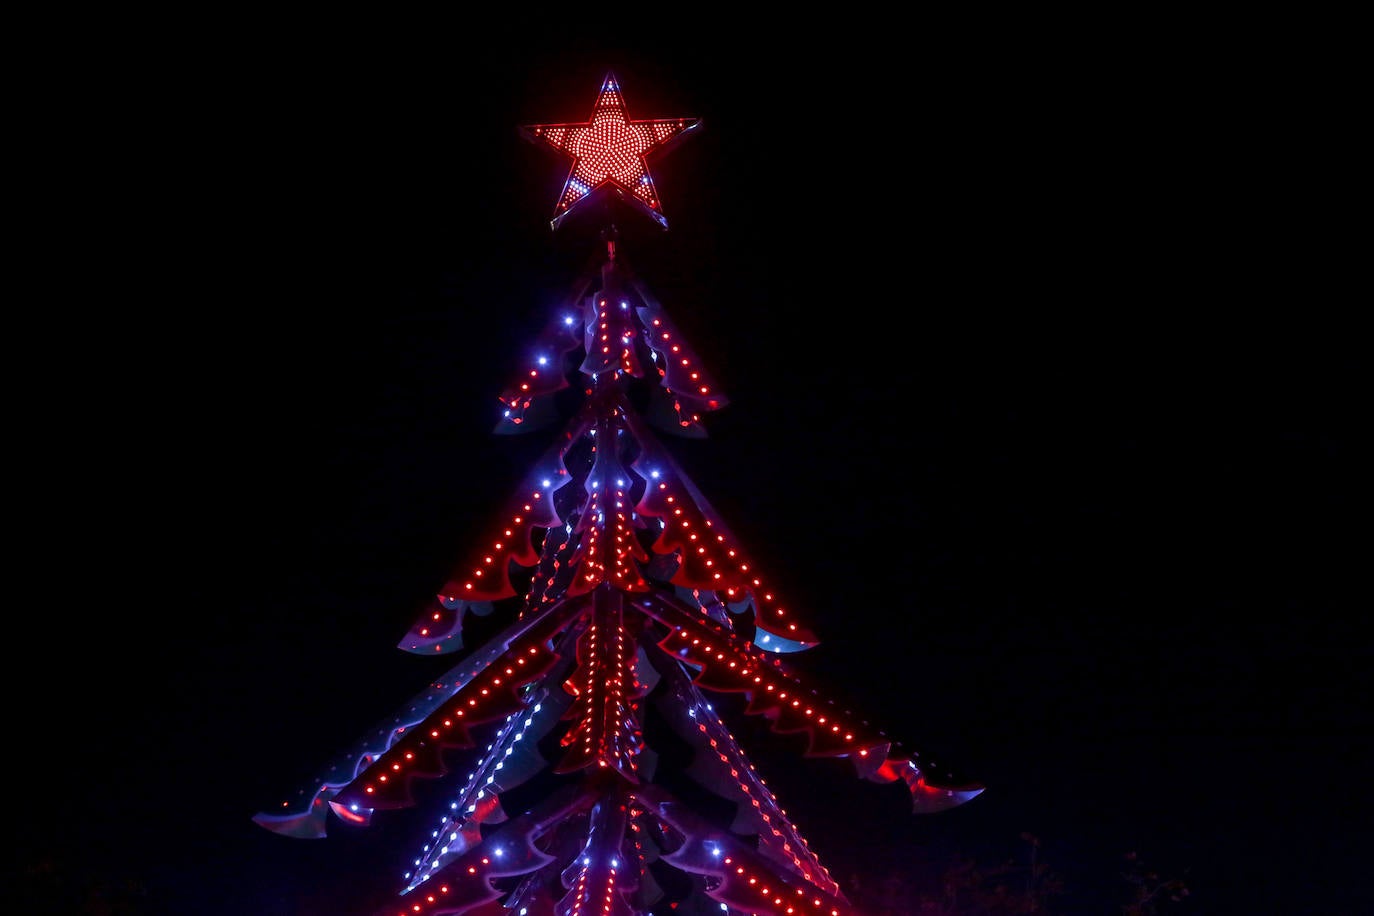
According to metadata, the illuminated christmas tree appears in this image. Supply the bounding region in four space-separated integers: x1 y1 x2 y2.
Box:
255 72 983 916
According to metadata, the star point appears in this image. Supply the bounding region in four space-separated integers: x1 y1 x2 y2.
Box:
521 71 700 230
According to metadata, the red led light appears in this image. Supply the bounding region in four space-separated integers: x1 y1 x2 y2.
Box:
522 72 700 229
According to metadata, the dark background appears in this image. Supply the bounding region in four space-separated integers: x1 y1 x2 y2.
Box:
15 14 1363 915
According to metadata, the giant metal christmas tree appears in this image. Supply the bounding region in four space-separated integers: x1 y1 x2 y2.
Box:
255 72 983 915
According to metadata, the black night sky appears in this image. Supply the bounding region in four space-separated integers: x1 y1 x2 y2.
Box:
18 17 1364 916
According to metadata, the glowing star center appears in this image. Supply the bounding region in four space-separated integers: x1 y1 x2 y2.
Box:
571 112 648 187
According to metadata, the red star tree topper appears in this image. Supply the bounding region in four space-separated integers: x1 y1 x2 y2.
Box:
520 72 700 229
255 72 982 916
